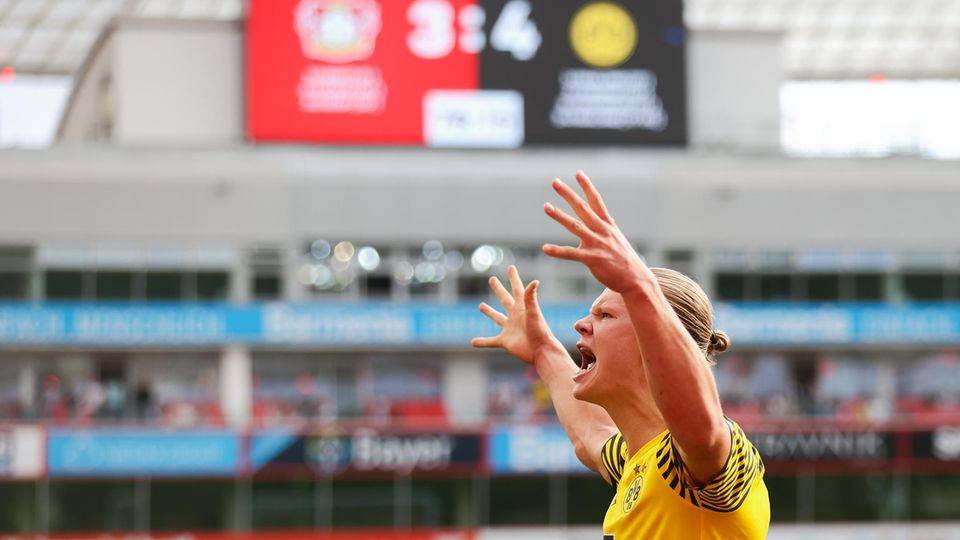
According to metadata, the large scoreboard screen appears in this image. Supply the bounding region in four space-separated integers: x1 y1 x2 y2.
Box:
246 0 686 147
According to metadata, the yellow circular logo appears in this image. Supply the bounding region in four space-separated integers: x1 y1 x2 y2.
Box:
622 476 644 513
569 2 638 68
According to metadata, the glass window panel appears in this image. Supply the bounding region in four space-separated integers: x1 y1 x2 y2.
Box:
665 249 695 277
410 281 439 297
902 273 945 301
44 270 84 300
196 271 230 300
715 273 746 301
362 274 392 299
948 273 960 300
145 271 182 300
458 275 490 299
95 271 134 300
807 273 841 301
0 271 28 299
253 274 281 300
853 273 884 301
760 273 792 300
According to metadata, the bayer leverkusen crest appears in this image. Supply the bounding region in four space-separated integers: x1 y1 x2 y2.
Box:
294 0 382 63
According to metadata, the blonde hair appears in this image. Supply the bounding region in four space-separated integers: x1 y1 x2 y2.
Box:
650 267 729 364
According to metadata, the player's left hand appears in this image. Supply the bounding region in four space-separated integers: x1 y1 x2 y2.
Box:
542 171 650 294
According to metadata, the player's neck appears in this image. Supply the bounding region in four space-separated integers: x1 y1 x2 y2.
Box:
602 389 667 459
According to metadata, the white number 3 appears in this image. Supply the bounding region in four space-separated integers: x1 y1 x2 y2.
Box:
407 0 456 59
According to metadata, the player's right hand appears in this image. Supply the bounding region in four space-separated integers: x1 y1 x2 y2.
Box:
471 265 558 364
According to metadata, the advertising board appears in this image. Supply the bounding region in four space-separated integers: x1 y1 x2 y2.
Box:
47 428 239 477
251 428 483 477
6 302 960 347
487 424 589 474
0 425 44 479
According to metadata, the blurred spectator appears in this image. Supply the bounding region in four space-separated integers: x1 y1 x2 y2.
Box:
134 379 155 420
75 374 104 423
488 364 557 422
7 351 960 427
102 379 126 419
41 373 70 421
897 352 960 422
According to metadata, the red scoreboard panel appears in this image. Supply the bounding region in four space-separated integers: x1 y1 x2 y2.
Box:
246 0 686 146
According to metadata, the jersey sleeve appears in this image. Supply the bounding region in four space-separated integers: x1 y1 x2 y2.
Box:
600 432 628 486
655 419 765 512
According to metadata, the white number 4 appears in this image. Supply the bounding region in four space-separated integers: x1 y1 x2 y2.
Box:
490 0 541 61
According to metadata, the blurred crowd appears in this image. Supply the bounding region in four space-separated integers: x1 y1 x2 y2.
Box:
0 351 958 427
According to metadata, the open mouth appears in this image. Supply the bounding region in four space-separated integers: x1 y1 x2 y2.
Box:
577 345 597 372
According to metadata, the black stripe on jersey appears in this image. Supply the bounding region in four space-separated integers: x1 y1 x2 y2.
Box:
697 423 764 513
600 433 626 485
655 421 763 513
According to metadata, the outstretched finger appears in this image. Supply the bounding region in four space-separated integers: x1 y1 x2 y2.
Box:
489 276 513 308
552 178 605 230
507 265 524 298
575 170 614 224
471 336 501 348
544 202 600 242
523 280 542 316
542 243 586 261
479 302 508 327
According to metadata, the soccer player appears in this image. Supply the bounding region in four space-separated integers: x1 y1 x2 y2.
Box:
472 172 769 538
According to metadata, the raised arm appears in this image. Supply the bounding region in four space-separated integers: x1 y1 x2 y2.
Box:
542 172 729 485
472 265 618 479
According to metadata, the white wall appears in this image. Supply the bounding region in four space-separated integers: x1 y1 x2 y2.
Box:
688 30 783 153
1 146 959 251
113 19 243 147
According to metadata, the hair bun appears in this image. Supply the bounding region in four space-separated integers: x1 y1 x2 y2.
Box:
708 331 730 355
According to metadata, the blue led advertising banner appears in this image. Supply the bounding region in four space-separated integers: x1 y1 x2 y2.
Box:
5 302 960 347
47 429 240 477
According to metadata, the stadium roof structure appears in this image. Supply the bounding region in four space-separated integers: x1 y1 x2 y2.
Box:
686 0 960 79
0 0 242 76
0 0 957 79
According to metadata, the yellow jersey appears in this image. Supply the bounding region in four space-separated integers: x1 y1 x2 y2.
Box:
600 419 769 539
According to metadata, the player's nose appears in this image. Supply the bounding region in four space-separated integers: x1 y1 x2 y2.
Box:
575 317 592 336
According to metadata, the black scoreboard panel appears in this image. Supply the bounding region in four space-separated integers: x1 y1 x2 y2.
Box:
479 0 686 144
